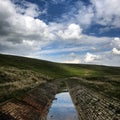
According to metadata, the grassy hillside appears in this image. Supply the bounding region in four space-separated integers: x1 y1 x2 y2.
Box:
0 54 120 102
0 54 120 78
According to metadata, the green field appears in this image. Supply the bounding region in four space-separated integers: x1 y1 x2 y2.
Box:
0 54 120 102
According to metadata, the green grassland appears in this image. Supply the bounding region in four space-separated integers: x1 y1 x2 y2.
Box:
0 54 120 102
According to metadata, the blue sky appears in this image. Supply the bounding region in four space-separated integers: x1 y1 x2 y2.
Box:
0 0 120 66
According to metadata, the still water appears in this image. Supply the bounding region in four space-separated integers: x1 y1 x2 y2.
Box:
47 92 79 120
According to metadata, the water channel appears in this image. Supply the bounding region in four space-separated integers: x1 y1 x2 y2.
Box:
47 91 79 120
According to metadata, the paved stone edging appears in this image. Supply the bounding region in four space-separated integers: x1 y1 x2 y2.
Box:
0 83 57 120
66 78 120 120
0 78 120 120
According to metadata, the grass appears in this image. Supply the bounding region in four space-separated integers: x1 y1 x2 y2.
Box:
0 67 46 102
0 53 120 102
0 54 120 78
67 77 120 99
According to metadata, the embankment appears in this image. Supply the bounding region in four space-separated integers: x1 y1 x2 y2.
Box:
0 82 57 120
66 78 120 120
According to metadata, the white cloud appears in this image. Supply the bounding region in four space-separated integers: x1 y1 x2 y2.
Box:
75 4 94 27
80 35 111 45
26 35 113 63
112 48 120 55
57 23 82 40
111 37 120 49
22 40 35 46
0 0 55 56
91 0 120 27
95 51 120 66
84 52 100 63
111 37 120 55
64 59 81 64
67 0 120 28
0 0 120 66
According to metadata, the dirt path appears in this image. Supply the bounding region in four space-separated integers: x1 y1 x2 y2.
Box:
0 78 120 120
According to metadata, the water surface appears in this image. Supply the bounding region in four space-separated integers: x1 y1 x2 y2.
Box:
47 92 79 120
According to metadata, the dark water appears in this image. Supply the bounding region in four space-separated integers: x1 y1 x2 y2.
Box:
47 92 79 120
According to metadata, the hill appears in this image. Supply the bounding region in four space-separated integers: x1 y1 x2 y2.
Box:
0 54 120 102
0 54 120 77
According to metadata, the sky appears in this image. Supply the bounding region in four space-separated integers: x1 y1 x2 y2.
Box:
0 0 120 66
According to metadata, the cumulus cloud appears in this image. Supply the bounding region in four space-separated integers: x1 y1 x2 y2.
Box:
110 37 120 55
84 52 100 63
64 59 81 64
91 0 120 27
57 23 82 40
0 0 55 55
67 0 120 28
111 37 120 49
112 48 120 55
74 3 94 27
0 0 120 66
0 0 83 57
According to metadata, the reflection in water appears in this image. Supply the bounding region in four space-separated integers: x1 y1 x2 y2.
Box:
47 92 79 120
